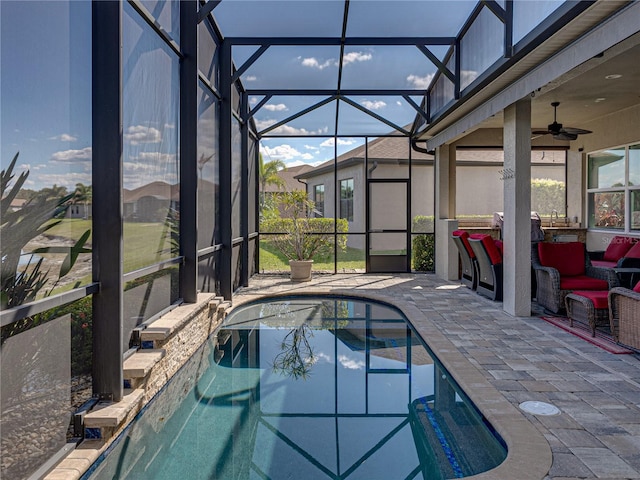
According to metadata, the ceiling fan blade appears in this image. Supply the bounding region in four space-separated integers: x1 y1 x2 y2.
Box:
553 132 578 141
561 127 592 135
531 130 550 135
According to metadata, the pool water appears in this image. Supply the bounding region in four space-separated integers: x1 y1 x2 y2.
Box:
85 296 506 480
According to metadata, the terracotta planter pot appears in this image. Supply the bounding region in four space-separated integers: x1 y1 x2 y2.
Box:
289 260 313 282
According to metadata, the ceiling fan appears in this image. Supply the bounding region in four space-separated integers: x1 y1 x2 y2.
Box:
532 101 593 141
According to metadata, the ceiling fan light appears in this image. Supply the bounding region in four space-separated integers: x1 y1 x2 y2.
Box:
605 74 622 79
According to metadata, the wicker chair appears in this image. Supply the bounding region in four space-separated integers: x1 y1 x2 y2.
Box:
531 241 619 314
608 283 640 351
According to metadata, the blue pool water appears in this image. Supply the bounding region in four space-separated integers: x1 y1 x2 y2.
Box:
85 296 506 479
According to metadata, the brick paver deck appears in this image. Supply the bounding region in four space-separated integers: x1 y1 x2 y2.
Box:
235 273 640 480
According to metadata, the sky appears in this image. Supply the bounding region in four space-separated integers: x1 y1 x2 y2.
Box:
1 0 564 190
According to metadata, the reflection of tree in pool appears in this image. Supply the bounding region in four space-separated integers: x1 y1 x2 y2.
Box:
271 323 317 380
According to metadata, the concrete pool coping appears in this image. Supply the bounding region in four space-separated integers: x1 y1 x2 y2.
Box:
229 288 553 480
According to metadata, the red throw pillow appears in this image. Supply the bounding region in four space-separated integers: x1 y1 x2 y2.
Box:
624 240 640 259
633 280 640 293
538 242 585 276
603 236 635 261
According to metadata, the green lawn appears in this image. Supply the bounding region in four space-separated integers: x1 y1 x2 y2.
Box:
46 218 174 273
259 240 365 272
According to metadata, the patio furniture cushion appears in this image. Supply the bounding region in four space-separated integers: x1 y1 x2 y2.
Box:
624 241 640 259
603 235 636 261
470 234 502 265
559 275 609 291
494 240 504 256
634 280 640 293
537 241 585 276
569 290 609 309
452 230 475 258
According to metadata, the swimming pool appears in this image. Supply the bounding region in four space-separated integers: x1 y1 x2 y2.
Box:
84 295 507 479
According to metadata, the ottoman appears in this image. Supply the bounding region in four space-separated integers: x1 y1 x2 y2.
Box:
565 290 610 337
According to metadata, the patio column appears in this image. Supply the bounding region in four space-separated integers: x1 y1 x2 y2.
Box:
435 144 458 281
219 39 233 300
503 98 531 316
92 0 123 401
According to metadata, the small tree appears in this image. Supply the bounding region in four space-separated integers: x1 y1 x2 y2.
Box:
261 190 348 261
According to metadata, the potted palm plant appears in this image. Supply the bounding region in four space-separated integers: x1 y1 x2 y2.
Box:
262 190 348 281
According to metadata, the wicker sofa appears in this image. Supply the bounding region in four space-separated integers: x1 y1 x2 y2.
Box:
589 235 640 268
531 241 619 314
608 281 640 351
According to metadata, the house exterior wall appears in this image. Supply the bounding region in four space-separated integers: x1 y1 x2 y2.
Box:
578 104 640 250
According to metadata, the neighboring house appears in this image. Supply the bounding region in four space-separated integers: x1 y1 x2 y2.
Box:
8 198 28 212
123 181 180 222
66 203 92 219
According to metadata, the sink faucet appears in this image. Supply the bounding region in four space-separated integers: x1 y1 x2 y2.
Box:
551 210 559 227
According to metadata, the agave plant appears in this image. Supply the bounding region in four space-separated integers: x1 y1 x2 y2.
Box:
1 152 91 309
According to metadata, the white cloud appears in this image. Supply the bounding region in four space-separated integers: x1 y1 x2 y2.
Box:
124 125 162 145
249 97 259 105
50 147 92 163
397 101 402 106
135 152 178 165
304 144 320 152
18 163 31 172
301 57 335 70
338 355 364 370
36 172 92 188
245 75 257 81
49 133 78 142
319 138 356 147
260 143 303 161
255 118 329 136
342 51 372 65
407 73 435 89
264 103 288 112
301 153 314 160
361 100 386 110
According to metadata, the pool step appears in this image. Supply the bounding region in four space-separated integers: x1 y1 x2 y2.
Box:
139 296 229 345
124 349 166 389
84 388 145 436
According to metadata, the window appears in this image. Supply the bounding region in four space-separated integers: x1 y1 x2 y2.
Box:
587 144 640 230
340 178 354 222
314 184 325 217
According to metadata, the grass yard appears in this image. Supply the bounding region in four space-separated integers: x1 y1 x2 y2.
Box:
46 218 174 273
259 240 366 272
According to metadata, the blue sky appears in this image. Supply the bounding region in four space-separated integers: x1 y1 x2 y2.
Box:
1 1 92 192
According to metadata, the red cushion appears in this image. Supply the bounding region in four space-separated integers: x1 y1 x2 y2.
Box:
603 236 636 261
538 242 585 276
559 275 609 291
494 240 504 256
633 280 640 293
624 241 640 259
452 230 474 258
591 259 617 268
470 234 502 265
570 290 609 309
